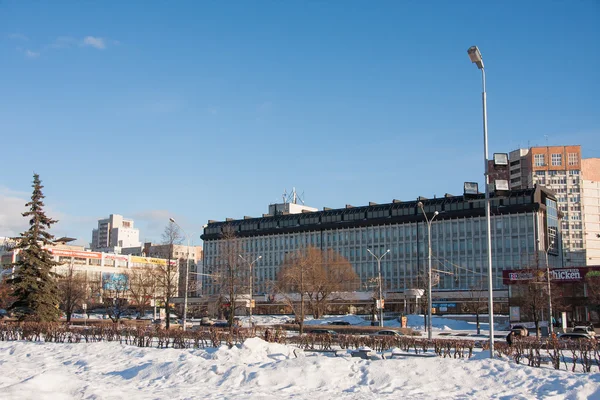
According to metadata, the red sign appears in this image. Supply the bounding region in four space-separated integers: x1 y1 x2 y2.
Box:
503 266 600 285
48 248 102 259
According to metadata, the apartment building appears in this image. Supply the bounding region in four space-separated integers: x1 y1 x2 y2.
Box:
91 214 141 253
508 145 592 265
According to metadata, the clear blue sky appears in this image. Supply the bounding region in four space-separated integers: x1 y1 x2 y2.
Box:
1 1 598 245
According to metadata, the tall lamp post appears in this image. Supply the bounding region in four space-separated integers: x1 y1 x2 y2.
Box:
239 254 262 328
169 217 191 331
545 237 556 336
417 201 439 339
468 45 495 357
367 248 390 327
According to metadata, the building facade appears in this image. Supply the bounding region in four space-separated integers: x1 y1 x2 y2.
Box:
0 238 178 307
91 214 141 253
121 243 203 297
582 158 600 265
201 186 561 311
509 146 599 266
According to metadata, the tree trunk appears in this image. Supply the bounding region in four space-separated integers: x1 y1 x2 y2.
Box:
476 312 480 335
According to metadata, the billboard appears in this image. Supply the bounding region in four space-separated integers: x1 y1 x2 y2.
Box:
503 266 600 285
102 272 129 291
48 248 102 259
130 256 175 266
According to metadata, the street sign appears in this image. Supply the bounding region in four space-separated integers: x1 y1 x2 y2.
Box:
376 299 385 309
82 303 87 310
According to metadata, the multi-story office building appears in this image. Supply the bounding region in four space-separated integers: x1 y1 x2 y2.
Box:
509 146 599 266
91 214 141 253
121 243 203 296
201 186 561 311
0 237 178 306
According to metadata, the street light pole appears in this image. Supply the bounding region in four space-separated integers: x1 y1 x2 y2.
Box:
367 249 390 328
546 238 555 336
169 217 191 331
468 45 495 358
418 202 439 340
239 255 262 328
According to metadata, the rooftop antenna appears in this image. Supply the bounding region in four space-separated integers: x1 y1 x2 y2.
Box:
544 135 549 147
282 187 306 205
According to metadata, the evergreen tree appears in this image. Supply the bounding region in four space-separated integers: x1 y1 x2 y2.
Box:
8 174 61 321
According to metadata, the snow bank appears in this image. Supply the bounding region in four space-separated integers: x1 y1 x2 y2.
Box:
1 339 599 399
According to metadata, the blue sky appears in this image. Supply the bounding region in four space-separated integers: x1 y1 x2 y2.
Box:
1 1 598 245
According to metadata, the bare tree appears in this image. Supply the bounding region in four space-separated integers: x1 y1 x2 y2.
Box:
512 268 564 337
102 272 130 322
57 263 87 323
275 246 359 332
156 221 182 329
212 225 246 328
86 275 103 309
305 249 358 319
127 267 158 318
461 279 488 335
275 246 320 334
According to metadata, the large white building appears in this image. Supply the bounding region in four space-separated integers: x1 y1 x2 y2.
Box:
201 186 562 313
91 214 141 253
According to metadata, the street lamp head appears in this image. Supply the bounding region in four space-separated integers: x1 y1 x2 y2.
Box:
258 255 262 260
169 217 176 223
467 46 484 69
385 249 390 254
434 211 439 216
417 201 423 208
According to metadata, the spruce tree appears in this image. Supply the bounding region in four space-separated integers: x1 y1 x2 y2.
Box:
8 174 61 321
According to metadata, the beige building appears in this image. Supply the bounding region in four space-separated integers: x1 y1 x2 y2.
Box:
1 237 178 307
509 145 599 266
121 243 203 297
582 159 600 265
91 214 141 253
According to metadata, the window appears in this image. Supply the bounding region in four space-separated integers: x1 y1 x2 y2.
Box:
568 153 578 166
551 153 562 166
534 154 545 166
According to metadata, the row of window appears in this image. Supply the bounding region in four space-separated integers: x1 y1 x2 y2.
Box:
534 153 579 167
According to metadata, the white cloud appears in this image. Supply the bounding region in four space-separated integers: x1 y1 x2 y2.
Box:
0 188 28 238
48 36 78 49
8 33 28 41
82 36 106 50
25 49 40 58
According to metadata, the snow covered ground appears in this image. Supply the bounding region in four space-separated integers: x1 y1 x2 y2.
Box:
1 338 599 399
241 313 507 338
1 315 596 399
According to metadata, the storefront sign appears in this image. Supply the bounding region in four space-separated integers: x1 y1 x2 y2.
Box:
48 248 102 259
503 266 600 285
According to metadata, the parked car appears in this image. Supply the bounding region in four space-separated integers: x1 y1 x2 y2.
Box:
307 329 338 336
212 320 230 328
510 325 529 337
328 321 351 326
558 332 595 341
573 325 596 337
372 330 404 337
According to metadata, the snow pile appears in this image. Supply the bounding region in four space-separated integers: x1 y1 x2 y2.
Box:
1 339 599 399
